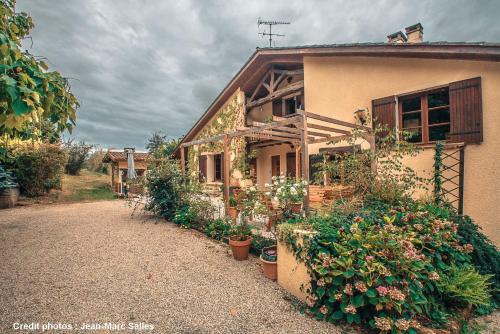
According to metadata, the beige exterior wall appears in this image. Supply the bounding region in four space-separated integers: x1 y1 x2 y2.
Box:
304 56 500 244
255 144 295 188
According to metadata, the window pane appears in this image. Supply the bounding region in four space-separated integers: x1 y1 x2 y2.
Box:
403 128 422 143
429 124 451 141
403 112 421 128
402 97 421 113
428 89 449 108
428 107 450 125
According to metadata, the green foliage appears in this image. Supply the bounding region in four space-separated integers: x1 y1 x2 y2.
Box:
451 213 500 307
436 265 492 308
0 0 79 139
250 233 276 256
85 149 107 174
63 139 93 175
8 143 66 196
139 157 187 220
146 131 180 158
316 127 426 204
0 163 16 189
279 200 494 333
433 141 445 204
204 218 231 240
172 196 215 230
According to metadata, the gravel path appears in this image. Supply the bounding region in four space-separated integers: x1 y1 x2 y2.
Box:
0 201 339 334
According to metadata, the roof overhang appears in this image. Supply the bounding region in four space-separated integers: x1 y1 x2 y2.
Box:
173 42 500 157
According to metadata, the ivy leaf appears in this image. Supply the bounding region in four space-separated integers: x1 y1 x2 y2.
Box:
316 287 326 299
346 313 354 324
343 268 355 278
366 288 377 298
12 98 30 115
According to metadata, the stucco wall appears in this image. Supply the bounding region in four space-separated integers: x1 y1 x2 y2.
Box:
304 56 500 244
255 144 295 188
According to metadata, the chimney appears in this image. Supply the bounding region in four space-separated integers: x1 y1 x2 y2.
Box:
405 23 423 43
387 31 407 43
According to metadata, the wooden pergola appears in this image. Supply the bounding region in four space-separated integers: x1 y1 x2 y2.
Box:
179 109 375 214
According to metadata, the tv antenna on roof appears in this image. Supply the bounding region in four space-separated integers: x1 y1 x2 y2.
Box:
258 18 290 48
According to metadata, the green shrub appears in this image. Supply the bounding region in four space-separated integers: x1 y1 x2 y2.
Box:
280 201 493 333
437 265 492 308
64 139 93 175
204 218 231 240
8 143 67 196
172 206 197 228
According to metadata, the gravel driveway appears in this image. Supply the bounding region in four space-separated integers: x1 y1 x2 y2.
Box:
0 201 339 334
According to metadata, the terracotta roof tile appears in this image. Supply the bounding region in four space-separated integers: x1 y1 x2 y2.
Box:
102 151 150 163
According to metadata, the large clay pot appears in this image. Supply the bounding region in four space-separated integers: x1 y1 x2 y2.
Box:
260 246 277 280
229 236 253 261
227 207 239 220
260 256 278 280
0 187 19 209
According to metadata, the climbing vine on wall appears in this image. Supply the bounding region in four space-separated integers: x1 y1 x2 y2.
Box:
186 92 245 182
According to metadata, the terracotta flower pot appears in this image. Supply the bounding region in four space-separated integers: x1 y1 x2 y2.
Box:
229 236 253 261
260 256 277 280
291 202 302 214
227 207 239 220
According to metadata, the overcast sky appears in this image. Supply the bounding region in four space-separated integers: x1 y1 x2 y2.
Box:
17 0 500 150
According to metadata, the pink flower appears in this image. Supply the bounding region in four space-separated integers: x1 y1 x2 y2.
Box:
376 286 389 296
353 216 364 223
388 288 406 302
334 293 342 301
306 295 317 307
374 317 392 331
464 244 474 253
395 319 410 331
319 305 328 315
345 304 357 314
343 283 353 296
365 255 375 262
354 281 367 293
317 278 325 287
429 272 440 281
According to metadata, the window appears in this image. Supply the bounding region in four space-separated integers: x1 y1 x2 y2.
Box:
399 88 450 144
214 154 222 181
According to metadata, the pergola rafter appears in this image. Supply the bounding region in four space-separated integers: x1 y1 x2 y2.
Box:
179 110 375 214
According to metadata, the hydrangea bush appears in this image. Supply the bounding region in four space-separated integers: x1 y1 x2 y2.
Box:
282 200 490 333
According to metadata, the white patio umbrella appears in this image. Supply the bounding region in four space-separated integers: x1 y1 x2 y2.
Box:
125 148 137 179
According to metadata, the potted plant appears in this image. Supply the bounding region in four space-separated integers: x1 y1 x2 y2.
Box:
260 245 277 280
0 165 20 209
265 175 308 216
227 196 239 220
228 186 267 260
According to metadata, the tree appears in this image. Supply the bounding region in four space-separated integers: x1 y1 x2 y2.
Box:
146 131 180 157
0 0 79 141
64 139 93 175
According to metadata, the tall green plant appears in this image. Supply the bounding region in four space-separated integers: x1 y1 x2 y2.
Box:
433 141 444 204
0 0 79 142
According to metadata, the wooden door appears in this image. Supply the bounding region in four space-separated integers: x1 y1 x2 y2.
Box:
286 152 296 177
271 155 280 177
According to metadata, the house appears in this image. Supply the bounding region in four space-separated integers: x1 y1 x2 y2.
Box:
174 24 500 244
102 149 150 193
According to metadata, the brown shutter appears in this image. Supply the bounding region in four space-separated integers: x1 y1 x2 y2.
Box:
449 77 482 144
198 155 207 182
372 96 396 141
220 153 224 181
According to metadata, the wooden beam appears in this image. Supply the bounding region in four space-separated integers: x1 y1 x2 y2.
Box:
307 130 332 138
182 135 225 147
228 116 301 138
299 110 371 131
307 123 351 135
308 134 350 145
273 69 304 76
244 132 300 143
223 135 231 215
295 146 300 180
249 141 291 149
246 80 304 109
248 121 301 134
257 129 301 139
248 70 272 103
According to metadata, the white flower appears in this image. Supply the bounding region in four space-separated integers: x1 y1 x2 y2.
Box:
273 197 278 202
273 181 279 186
302 180 308 185
250 186 256 192
277 187 282 194
272 176 277 181
290 187 297 195
303 190 307 196
265 191 271 196
264 183 270 188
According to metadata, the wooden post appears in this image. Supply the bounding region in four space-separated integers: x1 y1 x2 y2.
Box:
180 145 185 175
299 110 310 211
295 147 300 180
223 134 231 215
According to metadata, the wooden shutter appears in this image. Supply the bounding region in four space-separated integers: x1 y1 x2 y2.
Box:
220 153 224 181
198 155 207 182
449 77 482 144
372 96 396 141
